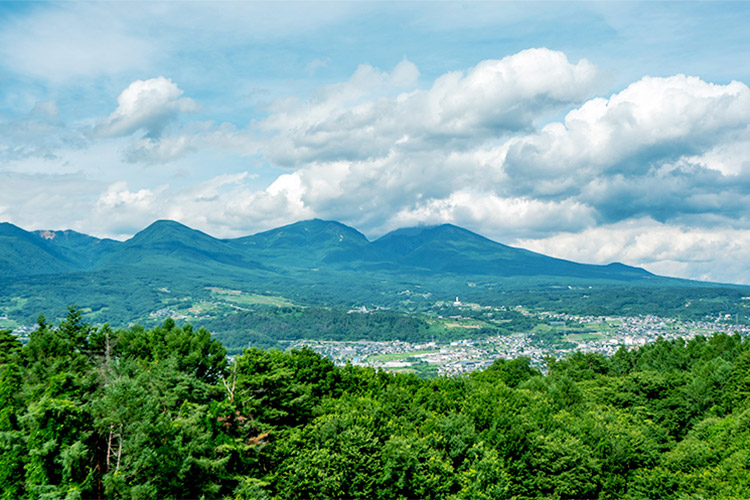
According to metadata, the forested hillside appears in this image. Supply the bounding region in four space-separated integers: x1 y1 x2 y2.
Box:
2 309 750 499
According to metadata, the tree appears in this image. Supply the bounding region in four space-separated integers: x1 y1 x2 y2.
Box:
0 362 25 499
0 329 21 365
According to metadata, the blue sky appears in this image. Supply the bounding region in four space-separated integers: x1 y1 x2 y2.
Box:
1 1 750 284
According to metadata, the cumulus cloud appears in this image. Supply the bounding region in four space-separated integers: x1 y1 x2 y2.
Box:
388 193 597 239
212 49 600 236
259 49 598 167
92 78 262 165
88 181 170 238
502 75 750 202
684 133 750 178
200 56 750 254
96 181 163 211
96 77 198 139
82 174 313 240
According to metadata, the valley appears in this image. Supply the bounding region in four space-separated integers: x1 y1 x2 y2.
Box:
292 312 750 377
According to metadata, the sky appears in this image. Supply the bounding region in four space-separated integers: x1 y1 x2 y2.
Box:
1 1 750 284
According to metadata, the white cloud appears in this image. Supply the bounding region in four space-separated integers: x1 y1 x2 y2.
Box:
388 193 597 240
502 75 750 199
418 48 597 132
88 177 290 239
389 58 421 88
218 47 598 235
81 174 313 240
96 77 199 139
96 181 162 211
90 181 168 237
258 48 598 167
684 131 750 177
89 78 263 165
189 59 750 256
516 219 750 285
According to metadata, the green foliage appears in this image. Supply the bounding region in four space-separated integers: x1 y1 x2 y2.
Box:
5 309 750 499
0 362 25 500
115 318 227 384
207 307 441 349
0 329 22 365
273 399 385 499
234 346 340 428
475 356 539 387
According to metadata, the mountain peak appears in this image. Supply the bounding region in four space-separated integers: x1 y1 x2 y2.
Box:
0 221 28 237
142 219 193 231
373 223 503 258
129 219 209 243
235 219 370 250
377 223 489 239
283 218 366 234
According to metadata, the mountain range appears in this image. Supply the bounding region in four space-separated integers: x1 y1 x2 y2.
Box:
2 218 652 280
0 218 745 328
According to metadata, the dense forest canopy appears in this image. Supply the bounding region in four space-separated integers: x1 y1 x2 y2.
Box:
2 308 750 499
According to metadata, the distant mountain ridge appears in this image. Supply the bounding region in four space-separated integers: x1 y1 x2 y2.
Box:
1 218 652 281
3 217 746 330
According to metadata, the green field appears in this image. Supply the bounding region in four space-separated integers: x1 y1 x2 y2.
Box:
427 316 497 333
367 349 440 362
146 289 296 323
531 324 558 334
208 289 294 307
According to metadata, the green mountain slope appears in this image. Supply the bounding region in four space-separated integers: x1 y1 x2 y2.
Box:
228 218 382 268
0 222 79 277
373 224 653 280
1 218 657 281
33 229 120 269
98 219 264 271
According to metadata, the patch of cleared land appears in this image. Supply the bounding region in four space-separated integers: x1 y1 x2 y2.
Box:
368 349 441 362
208 288 293 307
